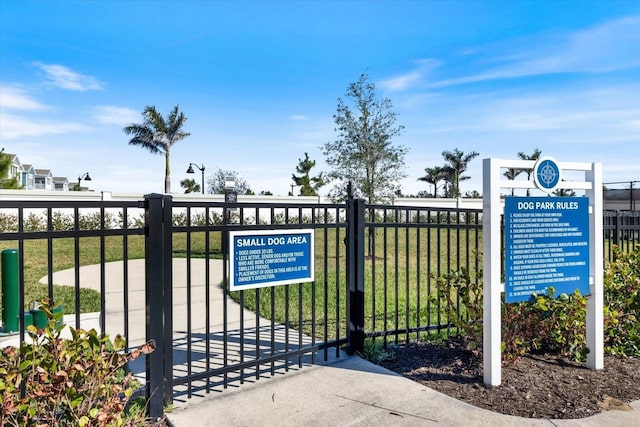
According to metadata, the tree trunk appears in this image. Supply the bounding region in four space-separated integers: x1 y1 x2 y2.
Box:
165 150 171 193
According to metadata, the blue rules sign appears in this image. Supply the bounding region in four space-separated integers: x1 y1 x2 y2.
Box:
505 197 590 303
229 229 315 291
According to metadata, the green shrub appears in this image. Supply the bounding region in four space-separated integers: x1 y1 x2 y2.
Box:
431 267 482 351
78 212 116 230
24 212 46 231
433 245 640 362
51 211 74 231
357 337 395 364
0 301 154 426
603 245 640 356
0 212 18 232
503 288 588 362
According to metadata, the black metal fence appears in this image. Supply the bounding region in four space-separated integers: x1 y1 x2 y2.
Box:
363 204 482 344
0 198 145 346
603 210 640 259
2 196 638 419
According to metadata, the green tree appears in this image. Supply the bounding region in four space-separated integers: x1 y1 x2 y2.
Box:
208 168 252 195
123 105 190 193
418 166 445 198
441 148 479 198
553 182 576 197
517 148 542 196
292 152 324 196
0 148 20 189
322 74 407 203
180 178 200 194
503 168 521 196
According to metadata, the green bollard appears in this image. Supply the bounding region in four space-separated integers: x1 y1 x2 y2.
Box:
31 308 47 329
24 311 33 327
1 249 20 333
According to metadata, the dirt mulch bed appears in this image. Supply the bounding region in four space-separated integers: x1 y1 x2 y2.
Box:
379 340 640 419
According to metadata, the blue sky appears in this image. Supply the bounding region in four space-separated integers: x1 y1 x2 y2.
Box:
1 0 639 196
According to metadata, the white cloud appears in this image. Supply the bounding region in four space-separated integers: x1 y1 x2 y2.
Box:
94 106 140 125
604 162 640 176
34 62 104 91
427 15 640 89
416 83 640 139
486 16 640 78
561 15 640 73
379 70 422 91
290 115 309 121
379 59 442 91
0 85 50 111
0 112 88 139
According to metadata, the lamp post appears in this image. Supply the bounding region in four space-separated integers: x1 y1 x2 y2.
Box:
186 163 205 194
76 172 91 191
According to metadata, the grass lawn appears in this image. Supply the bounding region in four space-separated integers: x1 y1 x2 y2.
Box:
232 225 482 341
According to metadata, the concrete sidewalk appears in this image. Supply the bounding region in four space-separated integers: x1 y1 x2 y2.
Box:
38 260 640 427
165 355 640 427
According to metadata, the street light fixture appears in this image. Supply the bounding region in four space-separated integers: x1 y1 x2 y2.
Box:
76 172 91 191
186 163 205 194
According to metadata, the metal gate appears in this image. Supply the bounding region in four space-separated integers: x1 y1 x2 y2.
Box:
143 194 356 417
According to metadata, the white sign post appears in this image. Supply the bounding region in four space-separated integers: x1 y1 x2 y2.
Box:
482 158 603 386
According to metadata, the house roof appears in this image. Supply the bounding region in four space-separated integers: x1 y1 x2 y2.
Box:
22 164 34 172
52 177 68 182
6 153 21 166
34 169 52 175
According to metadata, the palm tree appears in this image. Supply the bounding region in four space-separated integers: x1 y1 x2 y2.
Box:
441 148 479 198
503 168 521 196
180 178 200 194
517 148 542 196
123 105 190 193
418 166 444 198
553 181 576 197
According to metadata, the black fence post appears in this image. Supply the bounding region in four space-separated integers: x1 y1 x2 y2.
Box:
144 193 172 420
161 195 173 405
346 195 365 355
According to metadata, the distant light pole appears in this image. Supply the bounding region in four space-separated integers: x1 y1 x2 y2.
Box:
186 163 205 194
76 172 91 191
